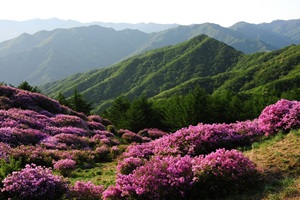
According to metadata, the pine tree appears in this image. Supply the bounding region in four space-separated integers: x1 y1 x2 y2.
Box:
102 96 131 129
68 88 92 115
56 92 69 107
17 81 41 93
126 95 164 132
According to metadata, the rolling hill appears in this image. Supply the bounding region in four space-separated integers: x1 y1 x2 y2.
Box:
42 34 300 114
0 25 149 85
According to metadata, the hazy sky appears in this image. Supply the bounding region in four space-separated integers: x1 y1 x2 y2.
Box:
1 0 299 26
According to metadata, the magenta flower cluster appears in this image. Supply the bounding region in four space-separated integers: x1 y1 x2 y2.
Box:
191 148 259 197
1 164 68 200
258 99 300 135
67 180 104 200
104 149 258 199
138 128 169 139
1 85 300 199
116 157 144 175
0 142 11 160
53 158 76 176
122 119 263 160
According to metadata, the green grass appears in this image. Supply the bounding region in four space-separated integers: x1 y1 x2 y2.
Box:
68 161 117 188
220 129 300 200
243 129 300 199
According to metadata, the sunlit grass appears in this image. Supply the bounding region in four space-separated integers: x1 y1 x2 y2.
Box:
68 161 117 188
244 129 300 200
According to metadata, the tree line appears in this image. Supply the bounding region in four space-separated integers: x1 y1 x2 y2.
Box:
6 81 299 133
102 87 300 132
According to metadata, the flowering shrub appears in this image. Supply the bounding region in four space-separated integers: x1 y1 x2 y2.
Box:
1 164 68 200
110 146 121 159
67 180 104 200
0 108 54 129
116 157 144 175
105 149 259 199
121 129 143 143
0 142 11 160
0 85 62 115
52 114 88 129
138 128 169 139
0 127 47 146
87 121 106 130
91 132 119 147
69 150 95 165
259 99 300 135
102 186 122 200
93 130 115 138
191 148 260 198
53 133 89 149
108 155 196 199
0 96 13 110
53 159 76 176
45 126 89 136
122 120 264 161
95 146 111 162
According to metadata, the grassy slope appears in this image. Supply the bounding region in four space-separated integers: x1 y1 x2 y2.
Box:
245 130 300 200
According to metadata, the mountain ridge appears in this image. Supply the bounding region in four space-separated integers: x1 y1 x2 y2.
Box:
0 18 178 42
41 35 300 113
0 19 299 85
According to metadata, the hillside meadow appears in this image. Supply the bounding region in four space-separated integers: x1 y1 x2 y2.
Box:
0 85 299 199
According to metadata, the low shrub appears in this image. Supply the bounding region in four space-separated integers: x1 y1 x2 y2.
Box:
259 99 300 136
66 180 104 200
116 157 144 175
53 159 76 176
1 164 68 200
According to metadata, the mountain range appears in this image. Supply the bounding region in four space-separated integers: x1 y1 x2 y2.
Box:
0 18 178 42
41 35 300 113
0 18 299 86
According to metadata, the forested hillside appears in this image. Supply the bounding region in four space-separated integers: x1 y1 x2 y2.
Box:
42 35 300 119
0 19 299 85
0 26 149 85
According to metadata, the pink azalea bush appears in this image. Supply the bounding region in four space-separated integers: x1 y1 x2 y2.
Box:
1 164 68 200
66 180 104 200
191 148 260 198
110 145 121 158
116 157 144 175
53 158 76 176
258 99 300 135
138 128 169 140
0 85 62 115
87 121 106 130
52 114 88 129
104 149 259 199
104 155 195 200
53 133 89 149
0 127 47 146
121 129 144 143
122 120 263 160
0 142 11 160
94 145 111 162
